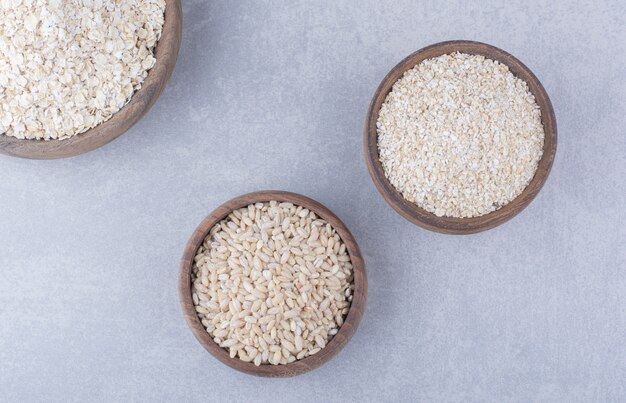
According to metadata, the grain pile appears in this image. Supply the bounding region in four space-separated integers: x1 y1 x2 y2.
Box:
192 201 354 366
0 0 166 140
377 52 545 218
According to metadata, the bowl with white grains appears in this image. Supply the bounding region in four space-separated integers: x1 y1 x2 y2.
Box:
0 0 182 159
364 40 557 234
179 191 367 377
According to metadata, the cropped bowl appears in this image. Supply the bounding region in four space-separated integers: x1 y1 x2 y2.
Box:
0 0 182 159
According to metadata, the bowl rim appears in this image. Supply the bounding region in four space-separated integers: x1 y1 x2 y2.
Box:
0 0 182 160
364 40 557 234
179 190 368 377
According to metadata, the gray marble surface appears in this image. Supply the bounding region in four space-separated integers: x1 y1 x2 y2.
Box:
1 1 625 401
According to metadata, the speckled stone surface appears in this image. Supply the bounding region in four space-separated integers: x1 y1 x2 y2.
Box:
1 1 625 401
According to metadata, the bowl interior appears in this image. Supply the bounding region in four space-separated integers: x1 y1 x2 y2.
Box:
365 40 557 234
0 0 182 160
179 191 367 377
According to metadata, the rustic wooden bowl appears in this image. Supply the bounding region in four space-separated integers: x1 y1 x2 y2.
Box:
364 40 557 234
179 191 368 377
0 0 182 160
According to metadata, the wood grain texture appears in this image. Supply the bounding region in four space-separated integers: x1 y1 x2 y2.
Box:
0 0 182 160
364 40 557 234
179 191 368 377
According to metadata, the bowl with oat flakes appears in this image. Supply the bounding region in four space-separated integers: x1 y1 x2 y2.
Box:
364 40 557 234
0 0 182 159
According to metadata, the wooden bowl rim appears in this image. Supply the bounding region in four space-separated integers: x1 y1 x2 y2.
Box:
0 0 182 160
364 40 557 234
179 190 368 377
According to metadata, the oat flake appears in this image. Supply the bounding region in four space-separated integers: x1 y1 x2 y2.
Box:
377 52 545 218
0 0 166 140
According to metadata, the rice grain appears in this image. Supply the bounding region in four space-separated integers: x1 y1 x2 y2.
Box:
192 201 354 366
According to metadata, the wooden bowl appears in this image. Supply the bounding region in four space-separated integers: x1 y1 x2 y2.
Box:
0 0 182 160
179 191 368 377
364 40 557 234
